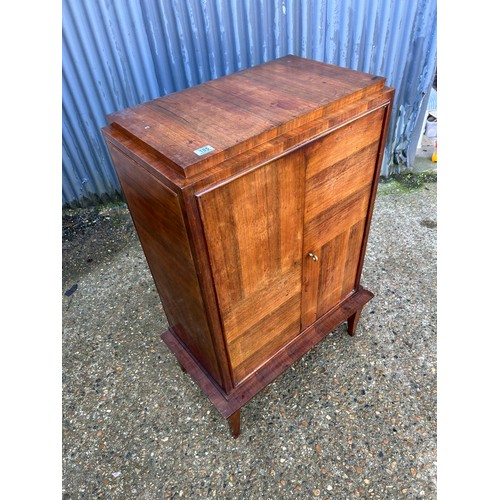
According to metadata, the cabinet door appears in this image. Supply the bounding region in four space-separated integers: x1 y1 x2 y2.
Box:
197 152 306 383
301 107 386 328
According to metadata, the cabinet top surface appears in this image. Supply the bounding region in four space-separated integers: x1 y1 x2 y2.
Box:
105 55 386 179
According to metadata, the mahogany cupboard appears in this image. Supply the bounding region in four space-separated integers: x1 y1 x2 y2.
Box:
102 55 394 437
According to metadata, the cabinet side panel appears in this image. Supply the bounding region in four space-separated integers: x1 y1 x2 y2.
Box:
197 152 306 383
107 144 223 387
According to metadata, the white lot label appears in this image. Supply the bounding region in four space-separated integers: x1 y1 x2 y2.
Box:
193 145 215 156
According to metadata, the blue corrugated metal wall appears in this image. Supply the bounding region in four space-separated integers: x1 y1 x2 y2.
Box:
62 0 437 207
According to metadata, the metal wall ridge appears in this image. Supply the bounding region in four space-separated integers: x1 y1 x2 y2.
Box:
63 0 437 207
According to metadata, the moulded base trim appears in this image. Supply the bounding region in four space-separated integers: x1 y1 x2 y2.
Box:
160 286 374 419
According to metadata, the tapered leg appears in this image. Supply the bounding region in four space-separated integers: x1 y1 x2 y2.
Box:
177 360 186 373
347 308 362 337
228 410 241 438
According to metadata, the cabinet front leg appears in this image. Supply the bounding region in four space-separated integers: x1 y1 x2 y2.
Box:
347 308 362 337
228 410 241 438
177 360 186 373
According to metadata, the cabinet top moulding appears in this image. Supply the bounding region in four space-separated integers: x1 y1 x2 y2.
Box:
104 55 388 181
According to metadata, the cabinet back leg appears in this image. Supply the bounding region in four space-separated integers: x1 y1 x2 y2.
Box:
228 410 241 438
347 308 362 336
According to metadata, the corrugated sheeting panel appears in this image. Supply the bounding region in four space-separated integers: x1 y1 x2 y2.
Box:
63 0 437 207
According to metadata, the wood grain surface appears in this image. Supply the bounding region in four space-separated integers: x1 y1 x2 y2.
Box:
107 55 385 179
107 144 223 387
197 152 306 383
301 107 385 327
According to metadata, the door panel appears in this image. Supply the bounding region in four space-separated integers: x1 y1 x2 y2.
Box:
197 152 306 383
301 108 385 328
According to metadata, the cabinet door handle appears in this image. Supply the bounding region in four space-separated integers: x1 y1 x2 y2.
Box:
307 252 319 262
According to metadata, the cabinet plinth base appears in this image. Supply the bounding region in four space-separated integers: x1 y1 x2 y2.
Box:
160 286 374 427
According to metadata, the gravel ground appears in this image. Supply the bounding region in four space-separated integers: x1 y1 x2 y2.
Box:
62 178 437 499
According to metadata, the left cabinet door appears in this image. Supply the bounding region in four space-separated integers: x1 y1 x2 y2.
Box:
196 151 306 384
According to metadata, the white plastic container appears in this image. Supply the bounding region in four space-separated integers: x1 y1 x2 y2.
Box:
425 117 437 138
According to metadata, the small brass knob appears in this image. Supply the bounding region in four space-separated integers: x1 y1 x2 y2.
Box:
307 252 319 262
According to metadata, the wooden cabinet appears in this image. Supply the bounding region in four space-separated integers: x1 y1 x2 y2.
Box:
102 55 394 437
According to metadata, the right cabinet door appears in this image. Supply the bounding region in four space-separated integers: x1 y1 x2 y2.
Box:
301 107 386 328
